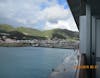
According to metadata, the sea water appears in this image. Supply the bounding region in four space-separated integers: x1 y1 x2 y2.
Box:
0 47 74 78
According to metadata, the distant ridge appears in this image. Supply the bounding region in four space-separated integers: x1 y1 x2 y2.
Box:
0 24 79 40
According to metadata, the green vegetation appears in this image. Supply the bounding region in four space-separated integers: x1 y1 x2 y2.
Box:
16 27 42 36
43 29 79 39
0 24 15 32
0 24 79 40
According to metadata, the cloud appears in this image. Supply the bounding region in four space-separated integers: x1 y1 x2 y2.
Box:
39 5 70 20
15 19 27 25
0 0 78 31
44 19 78 31
40 5 78 31
34 5 71 27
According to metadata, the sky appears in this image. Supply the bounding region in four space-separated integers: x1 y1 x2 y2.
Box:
0 0 78 31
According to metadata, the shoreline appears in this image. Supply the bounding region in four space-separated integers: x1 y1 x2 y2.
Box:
0 43 74 49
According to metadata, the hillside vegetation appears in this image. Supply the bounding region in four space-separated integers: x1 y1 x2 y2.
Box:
0 24 79 40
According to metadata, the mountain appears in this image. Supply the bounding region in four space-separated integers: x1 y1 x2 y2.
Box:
16 27 42 36
0 24 79 40
43 29 79 39
0 24 15 32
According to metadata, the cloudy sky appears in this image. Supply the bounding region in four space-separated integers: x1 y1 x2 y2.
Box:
0 0 78 31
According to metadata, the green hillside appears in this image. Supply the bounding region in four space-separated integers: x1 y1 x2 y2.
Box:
43 29 79 39
16 27 42 36
0 24 15 32
0 24 79 40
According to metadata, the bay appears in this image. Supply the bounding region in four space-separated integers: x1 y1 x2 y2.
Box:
0 47 74 78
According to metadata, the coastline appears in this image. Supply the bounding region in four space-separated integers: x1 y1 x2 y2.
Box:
0 42 75 49
0 39 78 49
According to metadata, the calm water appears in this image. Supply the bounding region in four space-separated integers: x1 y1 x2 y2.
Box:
0 47 74 78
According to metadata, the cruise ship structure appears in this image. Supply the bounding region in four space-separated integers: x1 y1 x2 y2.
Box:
67 0 100 78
